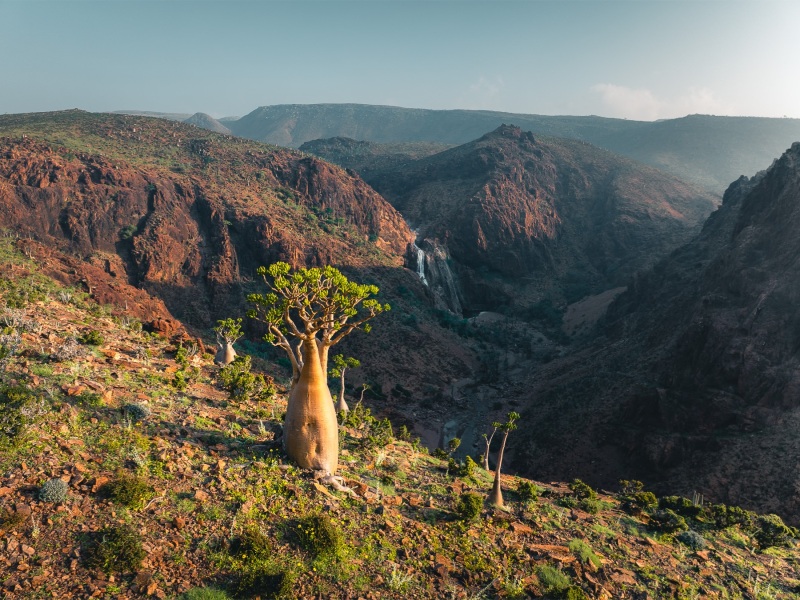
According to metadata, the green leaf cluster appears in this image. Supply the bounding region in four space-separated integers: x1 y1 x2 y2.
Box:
247 262 389 345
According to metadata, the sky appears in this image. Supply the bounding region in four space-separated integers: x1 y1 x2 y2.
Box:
1 0 799 121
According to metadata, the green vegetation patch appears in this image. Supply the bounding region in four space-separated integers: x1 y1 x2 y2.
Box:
101 473 155 509
84 524 146 574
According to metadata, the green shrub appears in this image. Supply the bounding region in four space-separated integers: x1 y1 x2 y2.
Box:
619 480 658 513
234 569 295 599
364 417 394 449
80 330 104 346
659 496 702 519
102 474 154 509
676 530 706 550
231 525 272 560
218 356 275 402
449 455 477 479
175 344 190 369
708 503 754 530
649 509 688 534
76 391 103 408
619 479 646 495
39 478 69 503
224 525 296 598
455 492 483 521
432 448 449 460
122 402 151 423
0 383 44 446
295 514 343 558
579 497 603 514
753 514 797 550
535 563 571 594
569 479 596 500
341 400 373 429
397 425 412 441
172 370 189 391
626 491 658 512
85 524 145 574
517 480 539 502
0 508 27 531
565 586 590 600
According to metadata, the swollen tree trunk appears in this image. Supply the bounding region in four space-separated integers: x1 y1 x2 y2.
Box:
334 368 350 413
487 431 509 507
482 427 497 471
284 337 339 474
214 342 237 366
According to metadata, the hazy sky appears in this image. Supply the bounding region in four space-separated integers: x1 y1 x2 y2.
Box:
1 0 798 121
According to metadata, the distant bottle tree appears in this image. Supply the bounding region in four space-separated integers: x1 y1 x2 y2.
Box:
329 354 360 414
487 411 520 508
481 421 502 471
247 262 389 475
213 317 243 366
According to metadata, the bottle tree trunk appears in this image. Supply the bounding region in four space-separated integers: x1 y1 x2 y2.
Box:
214 342 237 366
334 368 350 413
487 431 508 507
284 337 339 474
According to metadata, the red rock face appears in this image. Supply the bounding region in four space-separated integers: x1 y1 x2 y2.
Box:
0 134 412 327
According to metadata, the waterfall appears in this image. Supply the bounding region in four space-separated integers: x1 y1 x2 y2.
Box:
414 244 428 286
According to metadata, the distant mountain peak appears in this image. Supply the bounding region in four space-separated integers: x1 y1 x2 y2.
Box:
183 112 231 135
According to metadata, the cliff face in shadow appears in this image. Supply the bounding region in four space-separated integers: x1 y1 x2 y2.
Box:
511 143 800 521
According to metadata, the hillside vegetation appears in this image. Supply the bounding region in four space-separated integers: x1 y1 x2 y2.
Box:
1 236 799 599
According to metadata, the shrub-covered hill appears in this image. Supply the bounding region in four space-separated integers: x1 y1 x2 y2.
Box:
1 237 799 599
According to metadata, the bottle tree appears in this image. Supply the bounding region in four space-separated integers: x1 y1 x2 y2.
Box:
213 317 243 366
329 354 361 414
247 262 389 475
487 411 520 508
481 420 502 471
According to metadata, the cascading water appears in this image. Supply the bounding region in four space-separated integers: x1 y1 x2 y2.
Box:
413 243 428 286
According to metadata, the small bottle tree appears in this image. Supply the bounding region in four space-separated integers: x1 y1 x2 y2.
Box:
487 412 520 508
481 421 502 470
328 354 361 414
213 318 244 366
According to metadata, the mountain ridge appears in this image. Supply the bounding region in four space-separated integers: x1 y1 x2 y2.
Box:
226 103 800 193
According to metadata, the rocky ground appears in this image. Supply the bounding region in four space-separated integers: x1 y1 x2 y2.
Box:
1 234 799 600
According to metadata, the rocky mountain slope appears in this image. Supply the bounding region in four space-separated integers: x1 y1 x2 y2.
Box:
227 103 800 192
183 113 232 135
511 143 800 522
0 111 490 419
0 110 411 325
321 125 719 315
0 238 798 599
